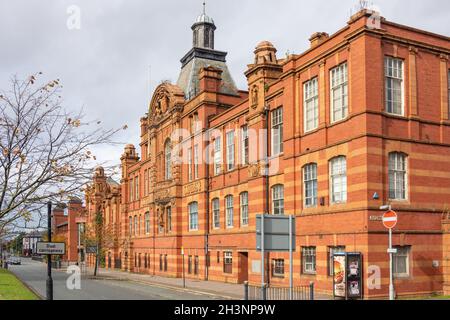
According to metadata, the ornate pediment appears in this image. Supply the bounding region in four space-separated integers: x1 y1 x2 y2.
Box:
149 82 185 123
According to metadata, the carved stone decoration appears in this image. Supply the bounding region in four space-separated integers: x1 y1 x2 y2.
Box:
157 208 165 228
149 82 186 124
183 181 202 196
251 85 258 108
248 162 261 178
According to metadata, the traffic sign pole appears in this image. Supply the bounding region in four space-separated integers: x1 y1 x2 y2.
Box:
261 214 265 300
389 227 394 300
382 207 397 300
288 215 293 300
46 201 53 301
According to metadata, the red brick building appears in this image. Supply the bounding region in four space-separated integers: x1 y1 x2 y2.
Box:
83 9 450 298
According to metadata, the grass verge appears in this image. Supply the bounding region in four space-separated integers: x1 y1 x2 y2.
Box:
0 268 39 300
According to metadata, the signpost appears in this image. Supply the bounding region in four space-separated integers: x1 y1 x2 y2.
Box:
36 242 66 255
46 202 53 301
256 214 296 300
382 209 398 301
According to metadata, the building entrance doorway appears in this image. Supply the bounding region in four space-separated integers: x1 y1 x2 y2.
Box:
238 252 249 283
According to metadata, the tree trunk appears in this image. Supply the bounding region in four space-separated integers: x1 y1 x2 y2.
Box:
94 253 98 276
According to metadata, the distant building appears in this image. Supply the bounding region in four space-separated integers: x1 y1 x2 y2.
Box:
22 231 43 256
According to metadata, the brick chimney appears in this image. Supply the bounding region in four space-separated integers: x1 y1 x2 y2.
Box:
309 32 329 48
199 66 223 93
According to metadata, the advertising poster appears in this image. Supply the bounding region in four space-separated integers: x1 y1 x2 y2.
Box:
346 253 362 299
333 254 346 298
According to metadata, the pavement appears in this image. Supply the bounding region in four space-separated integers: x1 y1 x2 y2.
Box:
9 258 332 300
8 258 227 300
85 266 244 300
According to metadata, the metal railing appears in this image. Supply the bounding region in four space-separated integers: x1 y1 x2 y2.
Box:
244 282 314 300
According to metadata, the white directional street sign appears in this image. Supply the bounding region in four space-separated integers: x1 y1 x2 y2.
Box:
36 242 66 255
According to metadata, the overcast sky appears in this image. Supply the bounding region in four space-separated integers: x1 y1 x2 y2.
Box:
1 0 449 169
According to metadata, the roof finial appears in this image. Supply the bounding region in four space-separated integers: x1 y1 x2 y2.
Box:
203 1 206 15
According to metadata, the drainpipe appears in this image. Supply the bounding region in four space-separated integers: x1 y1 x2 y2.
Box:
264 105 270 216
205 128 211 281
264 104 270 286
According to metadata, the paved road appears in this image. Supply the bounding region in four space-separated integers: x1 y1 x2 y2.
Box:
9 258 222 300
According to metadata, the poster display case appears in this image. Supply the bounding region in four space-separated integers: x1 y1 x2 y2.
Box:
333 252 363 300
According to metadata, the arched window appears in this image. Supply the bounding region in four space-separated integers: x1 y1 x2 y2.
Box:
240 192 249 226
165 139 172 180
189 202 198 231
272 185 284 215
144 212 150 234
303 163 318 207
225 195 234 228
389 152 407 200
212 198 220 229
330 156 347 204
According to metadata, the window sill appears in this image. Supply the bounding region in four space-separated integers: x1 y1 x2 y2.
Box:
394 274 411 280
302 272 317 276
331 201 347 206
383 112 406 119
272 274 285 279
330 117 349 126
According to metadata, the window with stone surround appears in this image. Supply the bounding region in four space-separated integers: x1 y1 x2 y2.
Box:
302 247 316 274
189 202 198 231
194 255 199 275
272 259 285 277
271 107 283 155
241 125 249 165
129 177 134 202
272 184 284 215
226 130 235 171
385 57 404 116
214 137 222 175
393 246 410 278
389 152 408 200
240 192 249 226
212 198 220 229
164 254 168 271
129 216 132 236
330 62 348 122
225 195 234 228
134 215 138 236
330 156 347 204
135 175 139 200
194 144 199 179
188 255 192 274
187 147 192 182
166 206 172 232
303 163 318 208
304 78 319 132
165 139 172 180
145 212 150 234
